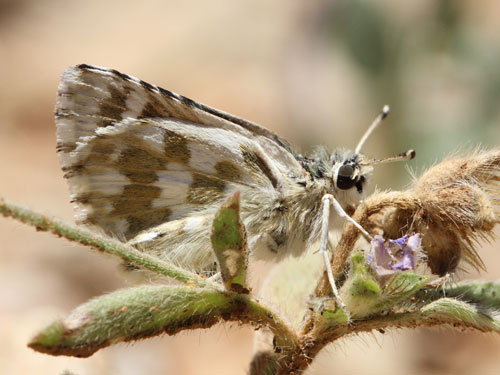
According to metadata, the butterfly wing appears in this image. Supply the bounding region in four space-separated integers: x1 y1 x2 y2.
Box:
55 65 307 243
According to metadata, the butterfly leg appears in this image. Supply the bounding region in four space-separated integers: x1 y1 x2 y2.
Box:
330 196 372 240
319 194 346 309
320 194 374 309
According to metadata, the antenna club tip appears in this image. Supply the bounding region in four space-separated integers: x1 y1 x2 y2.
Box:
407 149 416 159
381 105 390 119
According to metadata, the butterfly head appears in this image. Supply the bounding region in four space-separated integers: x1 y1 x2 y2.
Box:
332 152 372 194
332 146 415 190
327 105 415 204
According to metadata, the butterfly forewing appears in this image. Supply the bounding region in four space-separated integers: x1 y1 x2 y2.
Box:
55 65 307 254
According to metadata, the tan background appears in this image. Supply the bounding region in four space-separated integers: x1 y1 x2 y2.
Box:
1 0 500 374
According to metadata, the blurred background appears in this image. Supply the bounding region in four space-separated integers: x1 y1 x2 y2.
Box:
0 0 499 374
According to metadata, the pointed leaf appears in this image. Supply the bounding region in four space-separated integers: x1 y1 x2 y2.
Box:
28 285 243 357
420 297 500 332
375 272 428 311
341 253 382 318
211 191 248 293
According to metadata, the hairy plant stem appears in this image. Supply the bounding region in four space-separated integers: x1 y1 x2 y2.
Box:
0 199 207 286
259 304 500 375
1 199 299 359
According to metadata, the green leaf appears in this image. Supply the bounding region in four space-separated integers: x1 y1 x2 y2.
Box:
421 297 500 332
340 252 382 318
211 191 248 293
376 272 428 310
444 281 500 309
28 285 242 357
341 253 428 318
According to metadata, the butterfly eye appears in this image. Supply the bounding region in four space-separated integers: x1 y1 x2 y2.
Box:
338 164 354 177
336 164 356 190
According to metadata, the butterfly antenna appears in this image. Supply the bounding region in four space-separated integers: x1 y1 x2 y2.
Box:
370 149 416 165
355 105 390 154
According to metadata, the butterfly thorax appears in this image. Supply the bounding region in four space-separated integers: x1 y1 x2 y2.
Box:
243 147 372 261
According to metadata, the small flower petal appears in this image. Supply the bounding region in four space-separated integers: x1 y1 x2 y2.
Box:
371 235 395 269
389 234 410 249
406 233 422 250
391 234 421 270
369 234 423 276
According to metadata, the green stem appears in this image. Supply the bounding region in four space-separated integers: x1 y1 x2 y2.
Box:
1 199 299 361
28 284 298 359
0 199 207 286
245 297 298 351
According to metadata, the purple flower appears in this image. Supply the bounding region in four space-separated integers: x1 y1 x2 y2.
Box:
369 234 422 280
390 235 410 249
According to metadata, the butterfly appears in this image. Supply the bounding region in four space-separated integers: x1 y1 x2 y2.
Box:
55 64 414 276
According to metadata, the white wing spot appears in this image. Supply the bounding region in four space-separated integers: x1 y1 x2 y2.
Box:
122 88 148 118
151 169 192 209
134 231 160 243
187 142 217 174
183 216 206 231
